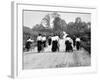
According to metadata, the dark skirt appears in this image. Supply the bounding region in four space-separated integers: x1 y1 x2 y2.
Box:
69 42 73 51
25 41 32 51
37 40 42 52
48 38 52 45
65 41 73 52
73 39 76 47
42 41 46 47
76 41 80 50
52 40 58 52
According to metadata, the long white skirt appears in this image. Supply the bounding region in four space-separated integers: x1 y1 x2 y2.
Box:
59 39 66 52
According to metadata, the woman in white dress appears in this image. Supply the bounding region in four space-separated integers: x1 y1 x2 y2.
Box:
59 31 68 52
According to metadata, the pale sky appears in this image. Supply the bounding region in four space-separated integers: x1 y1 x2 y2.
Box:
23 10 91 28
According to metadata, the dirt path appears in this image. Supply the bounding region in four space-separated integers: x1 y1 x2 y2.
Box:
23 48 91 69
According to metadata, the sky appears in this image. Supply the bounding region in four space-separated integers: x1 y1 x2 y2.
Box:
23 10 91 28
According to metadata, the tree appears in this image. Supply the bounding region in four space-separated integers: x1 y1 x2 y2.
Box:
32 24 44 31
41 14 50 28
53 17 62 31
60 19 67 31
23 26 33 45
51 12 60 18
75 17 82 23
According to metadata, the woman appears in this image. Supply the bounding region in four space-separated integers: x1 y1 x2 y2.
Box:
59 32 68 52
37 34 42 53
25 37 33 51
65 36 73 52
51 34 59 52
42 35 46 48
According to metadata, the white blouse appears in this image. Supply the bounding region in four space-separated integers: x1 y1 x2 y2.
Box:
27 39 34 42
76 38 81 42
51 36 59 41
42 37 46 41
37 36 42 41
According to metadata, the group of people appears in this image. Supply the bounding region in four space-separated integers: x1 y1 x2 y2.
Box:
24 31 81 53
36 32 81 53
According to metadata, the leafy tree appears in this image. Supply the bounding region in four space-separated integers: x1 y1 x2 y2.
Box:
23 26 33 45
60 19 67 31
51 12 60 18
75 17 82 23
53 17 62 31
41 14 50 28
